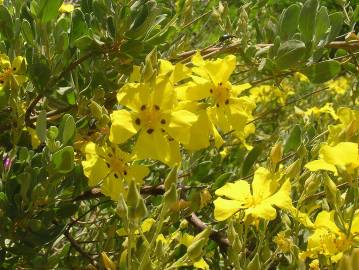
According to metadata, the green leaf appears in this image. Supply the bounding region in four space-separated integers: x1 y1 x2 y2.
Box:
315 6 330 45
52 146 74 174
29 59 51 91
279 4 301 41
299 0 318 43
21 19 34 45
36 110 47 143
0 5 13 40
275 40 306 69
213 172 233 190
302 60 341 83
284 125 302 153
70 9 88 46
60 114 76 145
241 145 263 177
326 12 344 43
41 0 63 23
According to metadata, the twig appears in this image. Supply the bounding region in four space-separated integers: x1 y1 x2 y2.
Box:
64 229 98 267
186 212 230 251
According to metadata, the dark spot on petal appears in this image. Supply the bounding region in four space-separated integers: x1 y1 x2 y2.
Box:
0 80 4 84
216 103 220 107
114 173 119 179
106 163 110 168
154 105 160 110
225 99 229 105
135 118 141 125
219 82 222 86
147 128 154 134
161 128 166 133
210 88 213 93
124 170 127 175
168 137 174 141
161 119 166 124
141 105 146 111
13 67 16 71
108 153 112 157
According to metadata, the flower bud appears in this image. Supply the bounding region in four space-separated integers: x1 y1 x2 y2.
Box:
135 198 148 220
324 174 339 206
127 181 140 208
163 183 177 211
193 226 212 243
285 159 302 180
101 252 116 270
116 194 128 221
164 166 177 191
247 254 261 270
270 143 282 167
303 174 320 196
187 238 206 262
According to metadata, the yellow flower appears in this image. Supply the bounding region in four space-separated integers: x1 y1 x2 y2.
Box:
294 72 309 82
213 167 292 221
300 211 359 263
179 233 209 270
327 107 359 145
326 76 350 95
176 52 255 149
305 142 359 175
273 231 293 253
0 54 27 91
309 259 320 270
82 142 149 201
302 103 338 120
110 75 197 166
59 3 74 13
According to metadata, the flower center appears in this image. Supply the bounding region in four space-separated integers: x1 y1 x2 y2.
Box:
135 104 167 134
210 82 230 107
109 158 127 178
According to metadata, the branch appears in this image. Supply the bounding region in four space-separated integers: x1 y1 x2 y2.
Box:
186 212 230 251
64 229 98 267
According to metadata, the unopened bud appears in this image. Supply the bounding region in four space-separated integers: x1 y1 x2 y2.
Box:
163 183 177 210
127 181 140 208
164 166 177 191
135 198 148 220
270 143 282 167
89 100 103 120
324 174 339 206
193 226 212 243
285 159 302 180
303 174 320 196
116 194 128 221
247 254 261 270
187 238 206 262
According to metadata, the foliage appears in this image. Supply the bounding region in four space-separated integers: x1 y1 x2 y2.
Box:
1 0 359 269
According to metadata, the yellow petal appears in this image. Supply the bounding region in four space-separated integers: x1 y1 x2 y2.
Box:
117 83 149 112
305 159 338 175
167 109 198 144
193 258 210 270
213 197 245 221
109 110 137 144
320 142 358 168
202 54 236 84
101 173 124 201
215 180 251 202
125 164 149 183
59 3 74 13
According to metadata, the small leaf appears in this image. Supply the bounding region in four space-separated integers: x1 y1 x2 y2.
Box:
284 125 302 153
213 172 233 190
299 0 318 43
279 4 301 41
326 12 344 43
52 146 74 173
275 40 306 69
60 114 76 145
41 0 63 23
21 19 34 45
302 60 341 83
29 59 51 91
36 110 47 143
0 5 13 40
315 6 330 45
241 145 263 177
70 9 88 46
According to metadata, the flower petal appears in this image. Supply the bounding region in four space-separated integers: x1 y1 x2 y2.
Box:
110 110 138 144
213 197 245 221
215 180 251 201
305 159 338 175
167 109 198 144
